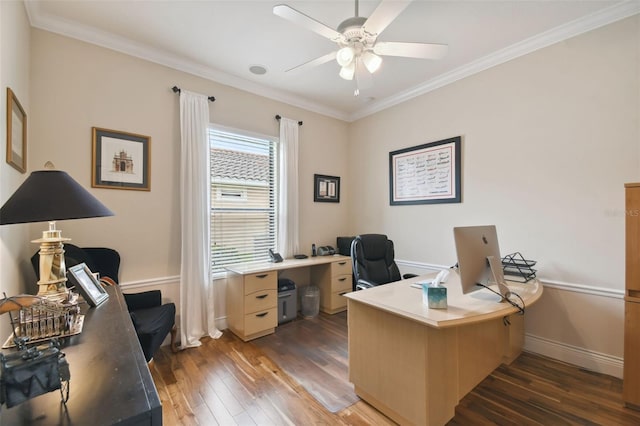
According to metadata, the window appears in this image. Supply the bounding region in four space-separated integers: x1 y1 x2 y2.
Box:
209 126 278 274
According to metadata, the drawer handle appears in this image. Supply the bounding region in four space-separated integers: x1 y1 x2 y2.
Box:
339 292 348 296
256 312 269 318
256 294 268 299
255 274 269 279
338 277 346 282
338 261 347 266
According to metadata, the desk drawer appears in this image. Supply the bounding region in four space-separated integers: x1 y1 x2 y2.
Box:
328 291 348 311
333 274 352 293
245 308 277 335
332 259 351 276
245 271 277 294
245 289 277 313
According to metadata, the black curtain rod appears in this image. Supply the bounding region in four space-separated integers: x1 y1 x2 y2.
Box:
275 115 303 126
172 86 215 102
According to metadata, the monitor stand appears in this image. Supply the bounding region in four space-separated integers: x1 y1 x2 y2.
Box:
487 255 511 301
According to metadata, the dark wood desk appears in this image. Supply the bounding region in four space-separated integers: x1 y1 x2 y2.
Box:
0 286 162 425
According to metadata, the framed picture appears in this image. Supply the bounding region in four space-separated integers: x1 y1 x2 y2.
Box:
6 88 27 173
92 127 151 190
389 136 462 205
67 263 109 307
314 174 340 203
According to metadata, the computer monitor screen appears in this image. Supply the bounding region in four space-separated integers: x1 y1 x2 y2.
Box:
453 225 510 299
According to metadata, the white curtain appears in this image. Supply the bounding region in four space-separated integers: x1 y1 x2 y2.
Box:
277 117 300 258
179 90 222 348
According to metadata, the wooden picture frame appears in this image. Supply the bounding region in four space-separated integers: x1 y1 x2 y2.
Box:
67 263 109 307
6 88 27 173
389 136 462 205
314 174 340 203
92 127 151 191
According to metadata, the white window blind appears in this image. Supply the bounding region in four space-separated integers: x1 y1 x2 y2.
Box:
209 127 278 274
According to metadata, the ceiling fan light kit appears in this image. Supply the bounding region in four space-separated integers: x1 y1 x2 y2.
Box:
274 0 448 95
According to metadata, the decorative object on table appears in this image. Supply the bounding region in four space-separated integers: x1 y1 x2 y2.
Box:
501 252 537 283
0 294 83 349
0 295 71 408
314 174 340 203
92 127 151 191
32 245 178 361
5 87 27 173
67 263 109 307
0 162 113 299
389 136 462 205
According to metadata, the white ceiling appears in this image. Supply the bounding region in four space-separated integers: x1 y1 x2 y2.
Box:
24 0 638 121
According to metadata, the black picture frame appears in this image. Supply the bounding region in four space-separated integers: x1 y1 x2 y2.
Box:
67 263 109 307
92 127 151 191
314 174 340 203
389 136 462 205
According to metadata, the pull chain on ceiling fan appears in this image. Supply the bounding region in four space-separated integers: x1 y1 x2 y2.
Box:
273 0 448 96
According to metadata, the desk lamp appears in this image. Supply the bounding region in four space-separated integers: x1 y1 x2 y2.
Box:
0 163 113 299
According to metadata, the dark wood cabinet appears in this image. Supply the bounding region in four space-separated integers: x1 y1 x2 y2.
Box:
0 285 162 425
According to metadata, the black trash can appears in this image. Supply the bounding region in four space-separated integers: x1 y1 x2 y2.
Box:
277 278 297 324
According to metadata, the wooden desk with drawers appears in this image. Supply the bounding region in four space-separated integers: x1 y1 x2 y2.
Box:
225 255 351 341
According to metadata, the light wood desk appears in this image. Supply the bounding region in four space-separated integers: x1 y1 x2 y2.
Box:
345 271 543 425
226 255 351 341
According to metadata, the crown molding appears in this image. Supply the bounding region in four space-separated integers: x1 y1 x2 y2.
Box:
25 1 638 124
349 1 640 121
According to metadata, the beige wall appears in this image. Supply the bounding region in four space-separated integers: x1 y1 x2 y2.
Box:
27 29 350 284
348 16 639 373
0 1 31 340
2 5 638 376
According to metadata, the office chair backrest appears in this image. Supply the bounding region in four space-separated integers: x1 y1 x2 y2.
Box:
351 234 401 287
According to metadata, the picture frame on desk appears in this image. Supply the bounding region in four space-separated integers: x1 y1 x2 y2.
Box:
67 263 109 307
314 174 340 203
92 127 151 191
6 88 27 174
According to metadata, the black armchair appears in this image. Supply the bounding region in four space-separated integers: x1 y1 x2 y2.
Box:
31 244 177 362
350 234 417 290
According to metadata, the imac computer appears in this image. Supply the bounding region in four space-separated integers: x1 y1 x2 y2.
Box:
453 225 511 300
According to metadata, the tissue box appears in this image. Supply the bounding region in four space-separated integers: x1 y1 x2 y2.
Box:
423 284 447 309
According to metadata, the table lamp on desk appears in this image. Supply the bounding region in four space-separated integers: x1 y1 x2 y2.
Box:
0 162 113 299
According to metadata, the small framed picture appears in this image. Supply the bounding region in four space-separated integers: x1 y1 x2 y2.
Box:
314 174 340 203
67 263 109 307
6 87 27 173
92 127 151 191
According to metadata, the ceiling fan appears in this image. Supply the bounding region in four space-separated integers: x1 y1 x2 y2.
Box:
273 0 448 96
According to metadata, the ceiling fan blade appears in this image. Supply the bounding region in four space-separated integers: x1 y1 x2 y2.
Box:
374 42 448 59
273 4 342 42
285 51 337 73
362 0 412 37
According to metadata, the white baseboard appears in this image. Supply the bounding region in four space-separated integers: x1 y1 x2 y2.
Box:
524 334 623 378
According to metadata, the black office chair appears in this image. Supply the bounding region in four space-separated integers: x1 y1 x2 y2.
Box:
31 244 177 361
350 234 417 290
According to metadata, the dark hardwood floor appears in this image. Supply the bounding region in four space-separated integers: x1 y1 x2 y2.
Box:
150 312 640 425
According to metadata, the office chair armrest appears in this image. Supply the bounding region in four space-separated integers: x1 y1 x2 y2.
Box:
355 279 376 290
123 290 162 311
402 273 418 279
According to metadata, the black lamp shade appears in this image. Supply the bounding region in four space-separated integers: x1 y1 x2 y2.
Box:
0 170 114 225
